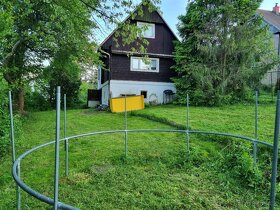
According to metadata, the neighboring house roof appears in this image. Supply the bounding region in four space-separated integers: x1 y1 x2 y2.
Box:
257 9 280 33
100 1 179 47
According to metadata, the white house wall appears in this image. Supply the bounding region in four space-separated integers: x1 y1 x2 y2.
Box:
109 80 176 104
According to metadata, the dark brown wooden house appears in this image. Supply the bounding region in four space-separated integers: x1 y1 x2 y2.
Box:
98 1 178 105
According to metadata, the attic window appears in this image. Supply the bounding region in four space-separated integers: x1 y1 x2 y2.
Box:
131 57 159 72
137 22 155 39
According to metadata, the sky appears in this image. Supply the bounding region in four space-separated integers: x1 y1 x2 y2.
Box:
97 0 276 43
160 0 275 37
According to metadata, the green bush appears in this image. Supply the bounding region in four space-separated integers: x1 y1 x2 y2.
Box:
221 141 263 187
25 91 51 111
78 82 93 107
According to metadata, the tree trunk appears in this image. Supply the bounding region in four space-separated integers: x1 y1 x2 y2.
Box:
18 88 25 114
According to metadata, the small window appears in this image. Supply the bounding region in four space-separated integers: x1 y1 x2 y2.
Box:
141 91 147 99
131 57 159 72
137 22 155 39
132 58 139 69
151 60 157 70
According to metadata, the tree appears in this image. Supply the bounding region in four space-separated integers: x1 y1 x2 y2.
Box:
0 0 160 113
44 48 82 107
173 0 278 106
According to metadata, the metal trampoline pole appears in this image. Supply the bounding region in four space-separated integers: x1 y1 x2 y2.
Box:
269 90 280 210
9 91 21 210
54 86 61 210
124 96 128 157
64 94 68 176
186 94 190 157
253 91 258 166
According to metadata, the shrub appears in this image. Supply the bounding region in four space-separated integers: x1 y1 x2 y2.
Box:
221 141 263 187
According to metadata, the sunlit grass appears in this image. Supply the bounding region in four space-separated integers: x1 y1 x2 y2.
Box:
0 105 278 209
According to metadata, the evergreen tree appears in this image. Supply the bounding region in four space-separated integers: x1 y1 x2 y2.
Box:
173 0 278 105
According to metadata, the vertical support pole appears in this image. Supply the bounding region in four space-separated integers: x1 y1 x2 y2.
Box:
269 91 280 210
64 94 68 176
9 91 16 162
17 162 21 210
9 91 21 210
253 91 258 166
271 72 274 102
186 94 190 157
54 86 61 210
124 96 128 157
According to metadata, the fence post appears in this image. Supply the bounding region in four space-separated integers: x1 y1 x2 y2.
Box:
269 90 280 210
9 91 21 210
253 91 258 166
124 96 128 157
186 94 190 157
54 86 61 210
64 94 68 176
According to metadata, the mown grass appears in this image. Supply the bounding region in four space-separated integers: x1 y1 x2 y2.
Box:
132 103 276 143
0 104 278 209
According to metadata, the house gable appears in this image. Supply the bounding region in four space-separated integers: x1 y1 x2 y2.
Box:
257 7 280 54
100 2 178 55
98 1 178 105
257 9 280 33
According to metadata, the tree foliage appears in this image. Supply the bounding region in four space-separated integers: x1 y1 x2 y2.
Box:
173 0 278 106
0 0 160 113
44 49 82 107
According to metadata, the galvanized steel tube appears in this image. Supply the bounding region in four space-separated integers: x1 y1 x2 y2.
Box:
9 91 21 210
186 94 190 156
124 96 128 157
64 94 68 176
269 91 280 210
253 91 258 166
54 87 61 210
11 126 278 209
9 91 16 162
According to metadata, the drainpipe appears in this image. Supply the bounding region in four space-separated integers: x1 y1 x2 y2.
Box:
100 49 111 105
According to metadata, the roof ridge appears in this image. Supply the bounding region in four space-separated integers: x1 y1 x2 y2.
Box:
99 1 179 47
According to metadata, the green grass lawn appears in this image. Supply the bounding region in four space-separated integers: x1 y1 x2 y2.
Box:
133 103 276 143
0 104 278 209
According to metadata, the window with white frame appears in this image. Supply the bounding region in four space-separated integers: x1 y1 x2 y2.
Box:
131 57 159 72
137 22 155 39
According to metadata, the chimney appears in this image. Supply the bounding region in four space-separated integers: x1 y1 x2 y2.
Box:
273 3 279 15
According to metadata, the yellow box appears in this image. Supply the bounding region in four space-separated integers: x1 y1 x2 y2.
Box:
110 95 145 113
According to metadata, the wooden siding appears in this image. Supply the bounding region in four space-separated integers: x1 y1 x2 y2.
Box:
110 54 176 82
100 55 110 84
102 22 176 55
100 2 178 84
101 4 177 55
133 4 164 24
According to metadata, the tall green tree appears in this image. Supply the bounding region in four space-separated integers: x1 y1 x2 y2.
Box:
0 0 160 113
173 0 278 106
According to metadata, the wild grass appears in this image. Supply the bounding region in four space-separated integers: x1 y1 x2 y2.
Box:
0 103 278 209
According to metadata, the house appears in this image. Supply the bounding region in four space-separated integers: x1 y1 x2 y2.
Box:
98 1 178 105
257 3 280 86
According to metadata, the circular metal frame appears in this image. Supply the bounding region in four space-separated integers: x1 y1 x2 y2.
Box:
12 128 273 210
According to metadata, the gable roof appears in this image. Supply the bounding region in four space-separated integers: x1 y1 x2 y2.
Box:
257 9 280 33
100 1 179 47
